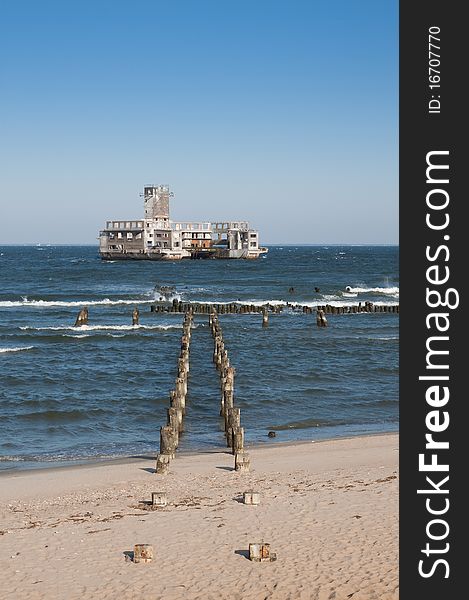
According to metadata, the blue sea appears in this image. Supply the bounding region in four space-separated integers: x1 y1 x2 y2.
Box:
0 245 398 471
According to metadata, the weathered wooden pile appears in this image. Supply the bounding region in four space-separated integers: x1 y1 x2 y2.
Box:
316 308 328 328
155 309 193 474
210 310 250 473
74 306 89 327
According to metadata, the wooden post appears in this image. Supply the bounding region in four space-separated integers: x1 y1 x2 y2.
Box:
223 387 234 417
177 357 186 375
321 310 328 327
155 453 171 474
243 492 260 505
225 407 241 446
181 350 189 372
220 382 233 417
151 492 167 507
226 406 241 428
232 427 244 454
225 366 235 386
160 425 177 457
167 407 183 433
249 543 275 562
171 398 185 420
169 424 179 448
132 307 139 326
235 450 250 472
316 309 328 327
222 349 228 365
222 366 235 399
133 544 154 563
74 306 88 327
181 334 189 351
213 337 224 366
175 377 186 399
178 369 188 394
316 309 322 327
172 390 186 414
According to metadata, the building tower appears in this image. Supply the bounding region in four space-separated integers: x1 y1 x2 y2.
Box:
143 185 171 225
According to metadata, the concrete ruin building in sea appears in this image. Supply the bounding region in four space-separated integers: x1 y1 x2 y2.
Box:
99 185 268 260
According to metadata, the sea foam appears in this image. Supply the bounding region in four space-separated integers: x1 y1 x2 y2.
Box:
0 346 34 353
0 298 155 308
345 286 399 295
19 324 182 332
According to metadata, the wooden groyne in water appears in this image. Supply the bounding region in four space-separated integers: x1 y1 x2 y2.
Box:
69 300 397 476
150 299 399 315
155 309 193 474
153 308 251 474
210 310 250 472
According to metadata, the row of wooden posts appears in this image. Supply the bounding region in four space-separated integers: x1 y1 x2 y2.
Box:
137 313 274 563
73 301 397 330
73 306 141 327
151 300 283 314
150 298 399 315
210 310 250 473
155 309 193 474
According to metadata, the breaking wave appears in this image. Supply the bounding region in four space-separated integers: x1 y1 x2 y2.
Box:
0 298 155 308
345 286 399 295
19 324 182 332
0 346 34 353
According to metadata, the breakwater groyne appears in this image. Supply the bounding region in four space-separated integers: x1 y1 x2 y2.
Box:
150 299 399 315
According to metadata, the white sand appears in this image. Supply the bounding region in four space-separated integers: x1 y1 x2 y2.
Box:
0 434 398 600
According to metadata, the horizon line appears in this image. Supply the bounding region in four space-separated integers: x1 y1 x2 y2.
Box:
0 242 399 247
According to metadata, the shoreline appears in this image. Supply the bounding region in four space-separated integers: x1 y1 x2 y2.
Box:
0 428 398 478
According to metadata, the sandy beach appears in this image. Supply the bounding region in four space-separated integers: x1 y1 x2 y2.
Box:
0 434 398 600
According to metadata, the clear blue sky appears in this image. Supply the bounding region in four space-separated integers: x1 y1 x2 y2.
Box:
0 0 398 244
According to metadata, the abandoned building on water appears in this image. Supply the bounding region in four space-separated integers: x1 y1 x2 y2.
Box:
99 185 268 260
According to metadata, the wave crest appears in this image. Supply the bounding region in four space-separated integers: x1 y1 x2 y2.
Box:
0 346 34 353
0 298 155 308
345 286 399 295
19 324 182 332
